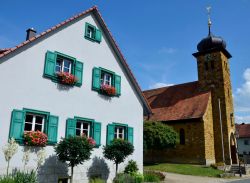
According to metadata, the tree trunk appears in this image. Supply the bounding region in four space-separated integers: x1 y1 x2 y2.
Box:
7 160 10 176
115 163 118 176
70 166 74 183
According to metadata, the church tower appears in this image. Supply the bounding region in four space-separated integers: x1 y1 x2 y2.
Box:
192 9 236 164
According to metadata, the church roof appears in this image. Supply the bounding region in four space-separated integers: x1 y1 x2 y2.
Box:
143 81 211 122
236 123 250 138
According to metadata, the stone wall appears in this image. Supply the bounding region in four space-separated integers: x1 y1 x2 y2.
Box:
144 119 208 165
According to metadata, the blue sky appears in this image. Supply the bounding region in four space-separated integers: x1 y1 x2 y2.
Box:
1 0 250 122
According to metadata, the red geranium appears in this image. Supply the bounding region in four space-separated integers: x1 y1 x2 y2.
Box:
100 84 116 96
24 131 48 147
56 72 78 85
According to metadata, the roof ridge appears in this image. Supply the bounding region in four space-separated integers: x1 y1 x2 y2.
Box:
0 6 97 58
144 81 199 92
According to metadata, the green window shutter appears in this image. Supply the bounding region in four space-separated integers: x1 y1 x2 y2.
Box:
92 67 101 91
9 109 25 142
66 118 76 138
44 51 56 78
127 127 134 145
74 60 84 87
47 115 59 144
106 124 115 145
95 29 102 43
115 74 121 96
93 122 101 147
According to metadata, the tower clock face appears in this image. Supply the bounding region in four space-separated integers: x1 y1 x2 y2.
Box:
205 53 216 61
205 54 212 61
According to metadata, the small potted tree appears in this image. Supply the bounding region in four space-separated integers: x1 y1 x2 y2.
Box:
103 139 134 176
55 135 95 183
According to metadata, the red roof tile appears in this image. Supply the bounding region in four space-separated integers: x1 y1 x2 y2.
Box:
236 123 250 138
143 81 211 121
0 6 151 114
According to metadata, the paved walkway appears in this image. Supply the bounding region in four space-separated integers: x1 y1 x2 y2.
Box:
163 172 250 183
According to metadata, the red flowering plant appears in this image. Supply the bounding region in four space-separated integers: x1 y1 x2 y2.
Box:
56 72 78 85
24 131 48 147
100 84 116 96
81 134 96 147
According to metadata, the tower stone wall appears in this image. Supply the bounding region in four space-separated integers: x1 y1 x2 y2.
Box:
195 50 236 164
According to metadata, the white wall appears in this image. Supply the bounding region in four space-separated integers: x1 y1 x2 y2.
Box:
0 13 143 183
237 138 250 155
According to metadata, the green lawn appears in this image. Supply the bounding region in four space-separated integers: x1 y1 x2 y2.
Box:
144 163 224 177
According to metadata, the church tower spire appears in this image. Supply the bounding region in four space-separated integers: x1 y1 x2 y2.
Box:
192 6 236 165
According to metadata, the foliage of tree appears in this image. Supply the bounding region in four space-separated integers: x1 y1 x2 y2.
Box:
55 136 95 183
124 160 139 174
103 139 134 175
144 121 178 150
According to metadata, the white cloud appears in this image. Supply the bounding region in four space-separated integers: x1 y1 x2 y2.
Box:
158 47 177 54
236 68 250 97
235 115 250 124
234 68 250 122
149 82 174 89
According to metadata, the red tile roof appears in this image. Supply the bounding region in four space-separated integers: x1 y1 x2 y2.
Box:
143 81 211 122
0 48 10 54
0 6 151 114
236 123 250 138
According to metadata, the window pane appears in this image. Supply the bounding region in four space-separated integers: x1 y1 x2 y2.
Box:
35 124 42 131
82 123 89 130
76 129 81 136
55 65 61 72
83 130 89 137
64 60 71 68
35 116 43 124
24 123 32 131
63 67 70 73
118 134 123 139
25 114 33 122
118 128 123 133
76 122 81 129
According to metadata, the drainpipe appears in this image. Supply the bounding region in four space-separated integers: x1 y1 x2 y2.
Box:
218 98 225 167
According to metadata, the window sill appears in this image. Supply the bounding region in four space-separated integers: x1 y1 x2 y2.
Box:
84 36 100 43
44 73 81 87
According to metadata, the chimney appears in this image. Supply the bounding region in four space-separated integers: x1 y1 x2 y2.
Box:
26 28 36 40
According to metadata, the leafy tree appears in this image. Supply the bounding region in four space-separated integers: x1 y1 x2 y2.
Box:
55 136 95 183
103 139 134 175
144 121 178 150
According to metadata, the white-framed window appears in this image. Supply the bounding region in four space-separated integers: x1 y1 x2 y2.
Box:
24 113 45 132
86 25 95 39
114 126 125 139
101 72 112 86
55 56 72 73
76 120 90 137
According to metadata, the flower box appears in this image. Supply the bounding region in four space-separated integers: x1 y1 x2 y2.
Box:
24 131 48 147
56 72 78 85
100 84 116 96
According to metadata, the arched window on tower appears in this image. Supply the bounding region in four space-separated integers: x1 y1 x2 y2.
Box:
180 128 185 145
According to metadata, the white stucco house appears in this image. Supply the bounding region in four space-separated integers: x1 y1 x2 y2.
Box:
0 6 151 183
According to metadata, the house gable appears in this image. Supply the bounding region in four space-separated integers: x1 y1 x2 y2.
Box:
0 6 151 115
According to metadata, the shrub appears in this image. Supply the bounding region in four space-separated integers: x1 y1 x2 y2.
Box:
89 178 105 183
0 170 37 183
124 160 139 174
103 139 134 175
113 173 143 183
55 136 95 183
144 121 178 150
143 171 165 182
